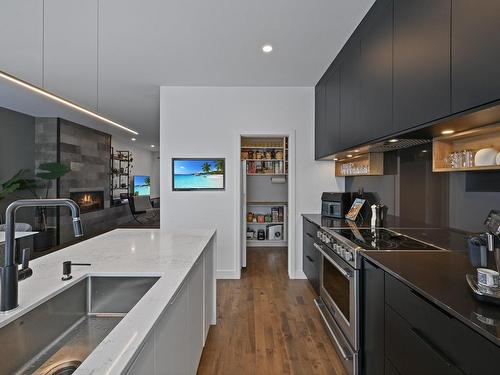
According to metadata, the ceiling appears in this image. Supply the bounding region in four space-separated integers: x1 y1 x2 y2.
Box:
0 0 374 149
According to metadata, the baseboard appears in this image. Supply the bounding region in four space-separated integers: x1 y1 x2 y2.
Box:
294 269 307 279
216 269 240 279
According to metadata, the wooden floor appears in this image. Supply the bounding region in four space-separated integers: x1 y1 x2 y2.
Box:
197 247 346 375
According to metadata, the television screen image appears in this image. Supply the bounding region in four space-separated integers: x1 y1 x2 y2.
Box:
133 175 151 196
172 158 225 191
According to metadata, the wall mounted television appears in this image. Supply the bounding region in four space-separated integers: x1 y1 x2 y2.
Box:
133 175 151 196
172 158 225 191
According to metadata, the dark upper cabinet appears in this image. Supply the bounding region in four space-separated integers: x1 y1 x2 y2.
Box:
339 37 362 150
452 0 500 113
315 68 340 159
393 0 451 132
314 79 327 159
360 0 393 140
325 67 340 155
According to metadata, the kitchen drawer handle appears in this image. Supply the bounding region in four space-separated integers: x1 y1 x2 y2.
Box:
410 328 456 369
306 232 314 239
410 289 453 320
313 243 352 279
170 283 185 305
306 255 314 263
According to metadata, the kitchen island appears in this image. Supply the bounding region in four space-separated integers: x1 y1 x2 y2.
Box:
0 228 216 375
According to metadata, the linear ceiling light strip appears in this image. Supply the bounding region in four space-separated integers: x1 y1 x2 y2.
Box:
0 70 138 135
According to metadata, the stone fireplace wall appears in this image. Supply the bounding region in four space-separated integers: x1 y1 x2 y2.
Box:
34 117 134 248
58 119 112 243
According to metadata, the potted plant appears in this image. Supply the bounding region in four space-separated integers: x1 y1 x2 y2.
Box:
0 163 70 230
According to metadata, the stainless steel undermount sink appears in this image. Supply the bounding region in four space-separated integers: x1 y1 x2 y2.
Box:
0 276 159 375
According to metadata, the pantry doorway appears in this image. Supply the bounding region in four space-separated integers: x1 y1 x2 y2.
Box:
235 132 296 279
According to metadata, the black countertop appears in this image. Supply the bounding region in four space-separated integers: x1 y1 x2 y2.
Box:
302 213 471 251
301 213 500 346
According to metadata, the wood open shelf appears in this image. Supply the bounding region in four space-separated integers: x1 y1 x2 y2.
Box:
335 153 384 177
432 123 500 172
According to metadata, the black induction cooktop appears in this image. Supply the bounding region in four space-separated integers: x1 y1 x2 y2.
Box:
333 228 442 251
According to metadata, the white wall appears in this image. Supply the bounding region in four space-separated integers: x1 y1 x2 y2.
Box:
160 87 344 279
111 137 160 198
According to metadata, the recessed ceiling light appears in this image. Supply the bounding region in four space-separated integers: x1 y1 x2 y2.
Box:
333 158 338 161
150 145 155 148
422 150 428 153
354 149 360 153
262 44 273 53
347 154 353 158
131 138 136 141
441 129 454 135
388 139 399 143
0 70 138 135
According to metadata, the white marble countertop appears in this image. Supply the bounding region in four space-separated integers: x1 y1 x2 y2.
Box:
0 231 38 243
0 228 216 375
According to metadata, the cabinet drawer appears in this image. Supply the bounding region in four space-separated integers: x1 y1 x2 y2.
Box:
385 305 463 375
303 218 319 238
303 233 319 293
385 273 500 374
303 235 318 264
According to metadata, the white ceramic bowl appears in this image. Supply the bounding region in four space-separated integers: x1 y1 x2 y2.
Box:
475 148 498 166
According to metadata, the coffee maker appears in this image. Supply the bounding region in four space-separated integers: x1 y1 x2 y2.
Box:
469 210 500 267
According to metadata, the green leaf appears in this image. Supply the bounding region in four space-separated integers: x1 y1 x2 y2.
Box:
36 162 70 180
2 169 31 189
0 182 20 200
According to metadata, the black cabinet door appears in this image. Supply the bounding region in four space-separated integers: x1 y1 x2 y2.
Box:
361 259 385 375
325 68 341 155
452 0 500 113
314 79 327 159
360 0 393 140
393 0 451 132
385 305 463 375
339 37 362 150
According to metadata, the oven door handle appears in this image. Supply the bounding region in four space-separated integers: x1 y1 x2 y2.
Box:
313 243 352 279
314 299 352 361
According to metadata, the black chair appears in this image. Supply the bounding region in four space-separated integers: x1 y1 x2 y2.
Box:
128 195 160 223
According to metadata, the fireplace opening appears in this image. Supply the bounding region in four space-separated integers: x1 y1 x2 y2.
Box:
70 190 105 214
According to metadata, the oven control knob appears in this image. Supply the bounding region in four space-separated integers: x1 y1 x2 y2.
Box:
316 231 321 239
333 243 338 250
324 236 331 244
339 246 345 256
344 251 353 261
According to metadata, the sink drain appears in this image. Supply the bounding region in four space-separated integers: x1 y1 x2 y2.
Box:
44 360 82 375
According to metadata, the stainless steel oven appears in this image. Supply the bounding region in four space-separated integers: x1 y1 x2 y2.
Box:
314 240 359 375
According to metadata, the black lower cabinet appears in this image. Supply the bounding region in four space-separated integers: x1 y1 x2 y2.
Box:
361 259 500 375
361 258 385 375
303 218 320 294
385 305 463 375
385 359 400 375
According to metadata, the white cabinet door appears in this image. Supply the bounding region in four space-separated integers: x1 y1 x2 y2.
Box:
43 0 98 110
126 333 155 375
0 0 43 85
188 258 204 375
204 242 215 341
155 282 189 375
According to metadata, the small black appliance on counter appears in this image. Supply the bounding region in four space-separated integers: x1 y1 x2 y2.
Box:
321 191 377 220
